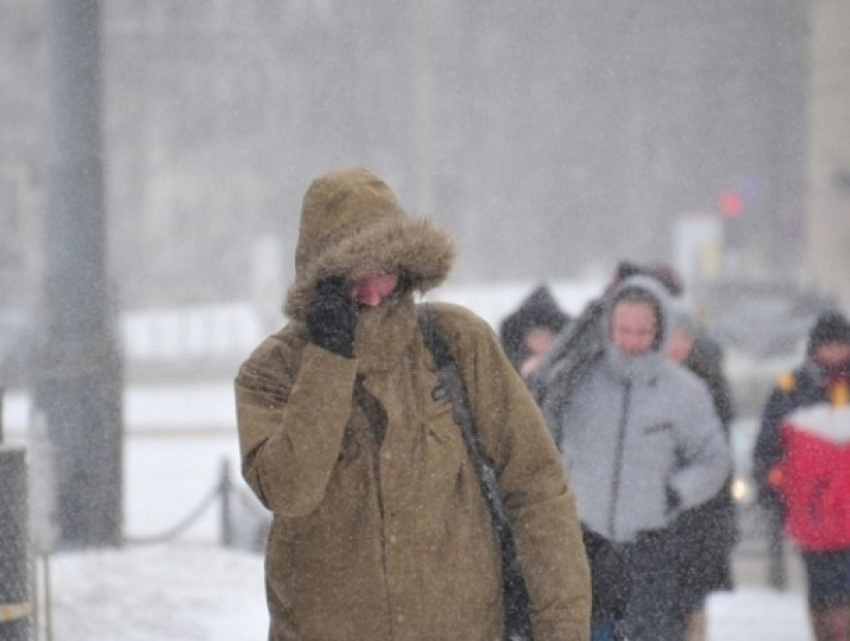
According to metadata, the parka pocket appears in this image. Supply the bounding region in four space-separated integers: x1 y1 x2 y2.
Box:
425 401 456 442
422 399 466 496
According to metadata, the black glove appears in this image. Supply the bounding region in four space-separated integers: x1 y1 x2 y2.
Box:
305 276 356 358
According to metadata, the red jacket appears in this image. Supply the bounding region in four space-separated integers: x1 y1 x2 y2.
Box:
754 363 850 551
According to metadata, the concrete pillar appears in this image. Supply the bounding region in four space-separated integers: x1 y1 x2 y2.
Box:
38 0 124 548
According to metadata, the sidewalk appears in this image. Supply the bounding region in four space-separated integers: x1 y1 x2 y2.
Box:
706 531 812 640
734 543 805 592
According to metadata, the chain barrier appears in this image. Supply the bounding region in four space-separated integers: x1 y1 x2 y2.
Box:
122 458 270 551
123 484 222 546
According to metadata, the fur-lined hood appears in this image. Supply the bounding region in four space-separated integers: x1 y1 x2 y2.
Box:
284 168 456 320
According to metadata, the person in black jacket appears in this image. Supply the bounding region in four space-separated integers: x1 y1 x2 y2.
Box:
499 284 570 377
666 304 737 641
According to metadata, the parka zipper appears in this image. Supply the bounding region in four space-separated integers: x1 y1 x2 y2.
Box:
608 379 632 539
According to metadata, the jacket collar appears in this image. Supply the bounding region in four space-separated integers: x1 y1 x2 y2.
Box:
602 343 664 385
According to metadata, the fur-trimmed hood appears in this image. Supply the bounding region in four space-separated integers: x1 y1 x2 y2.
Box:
284 168 456 320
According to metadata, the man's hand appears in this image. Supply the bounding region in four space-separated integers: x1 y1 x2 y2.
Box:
305 276 356 358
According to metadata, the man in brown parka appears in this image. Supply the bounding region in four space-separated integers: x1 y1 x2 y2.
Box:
235 168 591 640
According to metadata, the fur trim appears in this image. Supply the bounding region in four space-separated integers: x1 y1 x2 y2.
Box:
285 215 455 320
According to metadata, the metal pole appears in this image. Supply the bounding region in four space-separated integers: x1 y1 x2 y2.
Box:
37 0 123 548
43 556 53 641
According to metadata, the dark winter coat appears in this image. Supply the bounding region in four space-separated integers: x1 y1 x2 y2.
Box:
499 285 570 371
234 168 591 640
672 333 737 599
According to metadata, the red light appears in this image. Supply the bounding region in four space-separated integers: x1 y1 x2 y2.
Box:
719 191 744 218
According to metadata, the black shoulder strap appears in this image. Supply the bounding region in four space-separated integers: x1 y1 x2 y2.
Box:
416 303 533 640
416 303 494 486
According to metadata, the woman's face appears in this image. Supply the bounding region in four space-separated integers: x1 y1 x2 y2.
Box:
610 300 658 356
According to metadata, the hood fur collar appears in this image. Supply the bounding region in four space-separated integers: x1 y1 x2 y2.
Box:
284 168 456 320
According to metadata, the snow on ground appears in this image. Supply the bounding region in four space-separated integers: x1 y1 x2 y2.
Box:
708 590 812 641
40 541 815 641
46 543 267 641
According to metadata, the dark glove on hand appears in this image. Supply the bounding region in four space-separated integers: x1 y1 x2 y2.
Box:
305 276 356 358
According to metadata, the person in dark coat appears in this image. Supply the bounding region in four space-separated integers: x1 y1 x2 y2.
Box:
499 284 570 376
666 304 737 641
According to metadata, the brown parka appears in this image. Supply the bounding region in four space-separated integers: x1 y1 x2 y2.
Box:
235 168 591 640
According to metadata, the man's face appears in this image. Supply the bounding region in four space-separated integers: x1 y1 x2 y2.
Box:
813 342 850 370
351 270 399 308
611 301 658 356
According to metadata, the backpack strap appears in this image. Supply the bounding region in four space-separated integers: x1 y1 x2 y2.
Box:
416 303 533 640
417 304 496 498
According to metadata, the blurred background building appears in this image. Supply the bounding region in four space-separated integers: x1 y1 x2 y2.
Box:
0 0 847 315
806 0 850 309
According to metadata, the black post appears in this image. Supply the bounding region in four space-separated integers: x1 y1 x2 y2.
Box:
35 0 123 548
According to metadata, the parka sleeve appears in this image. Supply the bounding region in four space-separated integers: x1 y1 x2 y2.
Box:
667 378 732 511
435 305 591 641
752 384 793 501
234 339 358 517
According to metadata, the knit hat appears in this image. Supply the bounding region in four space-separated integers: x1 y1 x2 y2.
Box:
808 310 850 354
